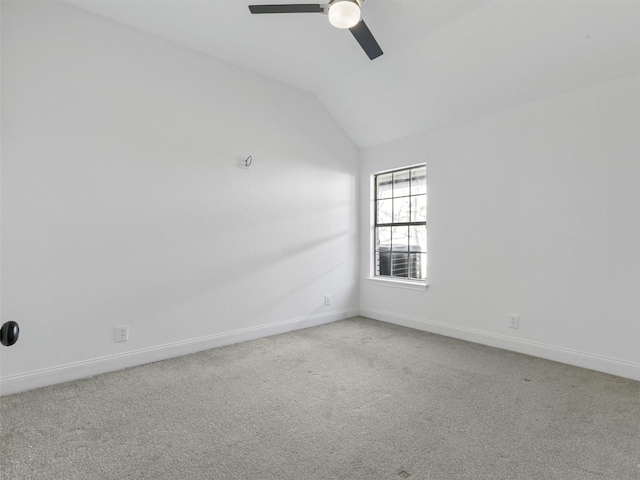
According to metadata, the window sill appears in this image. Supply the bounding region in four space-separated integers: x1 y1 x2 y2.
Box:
366 277 428 291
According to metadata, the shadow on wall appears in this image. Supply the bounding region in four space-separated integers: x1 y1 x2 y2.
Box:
103 226 354 326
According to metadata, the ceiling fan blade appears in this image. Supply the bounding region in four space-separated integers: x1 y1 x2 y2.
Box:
249 4 323 14
349 20 383 60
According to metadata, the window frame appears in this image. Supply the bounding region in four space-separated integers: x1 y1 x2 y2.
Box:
368 164 428 289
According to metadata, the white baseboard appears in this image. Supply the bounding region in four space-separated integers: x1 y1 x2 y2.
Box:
0 308 358 396
4 307 636 396
360 308 640 382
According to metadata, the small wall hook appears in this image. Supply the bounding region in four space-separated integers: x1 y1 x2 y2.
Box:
238 155 253 170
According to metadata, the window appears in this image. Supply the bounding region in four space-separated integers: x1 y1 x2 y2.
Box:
374 165 426 281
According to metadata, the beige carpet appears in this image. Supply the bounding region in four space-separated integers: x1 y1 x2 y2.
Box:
1 317 639 479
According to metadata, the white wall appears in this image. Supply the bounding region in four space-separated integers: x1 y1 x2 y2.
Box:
360 74 640 381
2 1 638 396
0 1 359 394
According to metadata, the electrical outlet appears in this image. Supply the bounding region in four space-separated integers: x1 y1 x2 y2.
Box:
509 315 520 329
324 295 330 306
115 325 128 343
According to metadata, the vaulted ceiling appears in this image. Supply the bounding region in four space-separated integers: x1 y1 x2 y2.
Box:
63 0 640 148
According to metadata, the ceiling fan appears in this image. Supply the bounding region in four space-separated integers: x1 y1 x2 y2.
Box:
248 0 383 60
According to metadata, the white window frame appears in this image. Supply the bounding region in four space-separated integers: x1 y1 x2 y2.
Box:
367 164 428 291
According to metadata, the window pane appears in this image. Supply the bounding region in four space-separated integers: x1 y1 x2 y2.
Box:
408 253 426 279
391 226 409 252
377 252 391 276
393 170 411 197
411 195 426 223
411 167 426 195
376 199 392 224
375 227 391 251
391 253 409 277
393 197 411 223
409 226 426 252
376 173 393 199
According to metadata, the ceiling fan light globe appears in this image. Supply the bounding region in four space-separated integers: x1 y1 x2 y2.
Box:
328 0 361 29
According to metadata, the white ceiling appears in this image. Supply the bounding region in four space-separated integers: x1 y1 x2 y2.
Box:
62 0 640 148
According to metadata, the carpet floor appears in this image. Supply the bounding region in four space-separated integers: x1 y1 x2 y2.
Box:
1 317 639 479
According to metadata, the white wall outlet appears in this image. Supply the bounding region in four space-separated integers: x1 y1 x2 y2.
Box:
509 315 520 329
324 295 330 306
115 325 129 342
